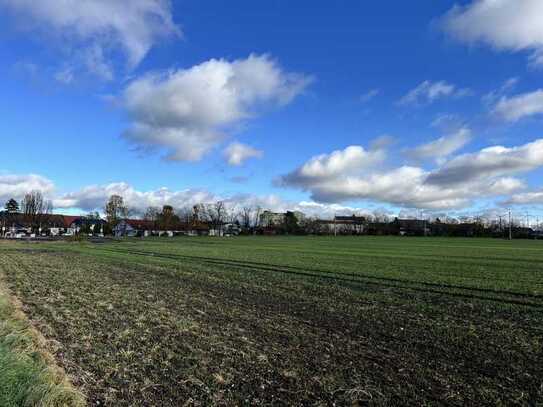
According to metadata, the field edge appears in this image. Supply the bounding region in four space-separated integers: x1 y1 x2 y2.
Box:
0 273 86 407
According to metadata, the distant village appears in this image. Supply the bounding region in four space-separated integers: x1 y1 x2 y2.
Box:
1 191 542 239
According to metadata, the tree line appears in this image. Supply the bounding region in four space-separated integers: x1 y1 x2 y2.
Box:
1 191 53 234
2 192 540 238
104 195 263 235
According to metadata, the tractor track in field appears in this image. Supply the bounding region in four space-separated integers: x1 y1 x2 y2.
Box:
6 245 542 285
92 247 543 308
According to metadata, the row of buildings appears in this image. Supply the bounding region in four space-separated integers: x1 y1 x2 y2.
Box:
258 212 541 238
0 209 368 238
0 213 104 238
1 209 541 239
112 219 237 237
0 212 236 238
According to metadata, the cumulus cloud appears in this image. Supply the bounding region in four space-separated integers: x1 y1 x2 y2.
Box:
121 54 312 161
0 169 535 218
285 166 523 210
223 142 263 166
279 145 386 187
53 182 216 213
404 127 471 162
51 181 371 219
0 0 180 80
399 80 471 106
427 139 543 186
492 89 543 122
0 174 55 202
440 0 543 67
279 139 540 210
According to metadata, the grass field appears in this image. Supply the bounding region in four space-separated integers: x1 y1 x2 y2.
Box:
0 236 542 405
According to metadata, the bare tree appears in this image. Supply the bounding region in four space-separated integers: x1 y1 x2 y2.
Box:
104 195 129 227
144 206 161 229
21 190 53 234
239 206 253 231
252 206 262 229
205 201 228 236
304 217 325 235
192 204 206 222
177 206 193 231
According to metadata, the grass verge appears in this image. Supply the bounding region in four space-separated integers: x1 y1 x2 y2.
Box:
0 276 85 407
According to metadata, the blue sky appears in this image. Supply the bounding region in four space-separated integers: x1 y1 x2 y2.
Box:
2 0 543 221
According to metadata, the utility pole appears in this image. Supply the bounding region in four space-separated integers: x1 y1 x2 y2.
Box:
508 209 512 240
419 210 427 237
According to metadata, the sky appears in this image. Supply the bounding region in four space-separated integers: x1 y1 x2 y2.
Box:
1 0 543 221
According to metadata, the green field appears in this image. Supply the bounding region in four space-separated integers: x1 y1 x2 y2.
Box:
1 236 542 405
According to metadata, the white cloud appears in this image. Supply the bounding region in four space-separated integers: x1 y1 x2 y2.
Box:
121 54 312 161
52 181 370 219
440 0 543 67
0 170 535 218
53 182 216 213
279 139 541 210
290 166 522 210
279 145 386 187
0 0 180 79
506 190 543 205
492 89 543 122
427 139 543 186
404 127 471 162
0 174 55 202
223 142 263 166
399 80 471 106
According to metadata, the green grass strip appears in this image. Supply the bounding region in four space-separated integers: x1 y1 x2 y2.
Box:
0 279 86 407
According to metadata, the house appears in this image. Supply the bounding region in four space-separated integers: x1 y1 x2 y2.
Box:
209 222 241 237
185 220 210 236
317 215 366 235
45 215 106 236
51 215 80 236
513 227 535 239
0 212 85 237
113 218 212 237
71 217 107 235
0 212 26 237
113 219 156 237
334 215 366 235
